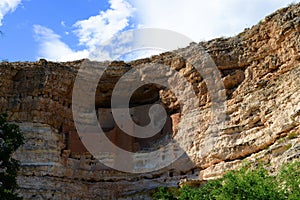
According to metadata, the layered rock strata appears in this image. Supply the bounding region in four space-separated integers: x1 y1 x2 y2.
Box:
0 3 299 199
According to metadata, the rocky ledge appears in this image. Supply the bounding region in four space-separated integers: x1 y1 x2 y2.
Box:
0 2 300 200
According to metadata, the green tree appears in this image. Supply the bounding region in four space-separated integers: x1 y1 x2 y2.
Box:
179 179 222 200
278 162 300 200
0 113 24 200
152 162 300 200
216 165 284 200
153 187 178 200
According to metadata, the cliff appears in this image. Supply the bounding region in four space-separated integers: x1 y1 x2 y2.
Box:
0 2 300 199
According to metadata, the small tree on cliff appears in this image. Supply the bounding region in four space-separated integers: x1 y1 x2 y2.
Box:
0 113 24 200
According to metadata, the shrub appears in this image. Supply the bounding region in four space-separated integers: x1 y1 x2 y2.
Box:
287 132 298 140
152 162 300 200
0 113 24 200
278 162 300 200
179 179 222 200
216 165 284 200
152 186 178 200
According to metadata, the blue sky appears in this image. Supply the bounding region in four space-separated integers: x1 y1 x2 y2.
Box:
0 0 296 62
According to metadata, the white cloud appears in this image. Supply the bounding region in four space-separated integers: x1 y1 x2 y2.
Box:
130 0 296 42
0 0 21 26
74 0 134 51
34 0 295 62
61 21 66 27
33 25 89 62
34 0 135 61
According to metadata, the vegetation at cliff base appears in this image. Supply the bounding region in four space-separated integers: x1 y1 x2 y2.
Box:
152 161 300 200
0 113 24 200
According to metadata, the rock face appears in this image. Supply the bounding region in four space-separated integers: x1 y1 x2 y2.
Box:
1 3 300 199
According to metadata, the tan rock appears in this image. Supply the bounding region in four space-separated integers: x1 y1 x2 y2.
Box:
0 2 299 199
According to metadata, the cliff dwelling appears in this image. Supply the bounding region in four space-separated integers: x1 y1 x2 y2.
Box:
0 3 300 199
67 103 179 154
66 60 183 155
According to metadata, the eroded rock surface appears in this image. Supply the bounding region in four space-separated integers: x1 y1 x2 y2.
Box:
0 3 300 199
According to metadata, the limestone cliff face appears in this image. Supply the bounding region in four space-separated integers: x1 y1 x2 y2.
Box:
1 3 300 199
